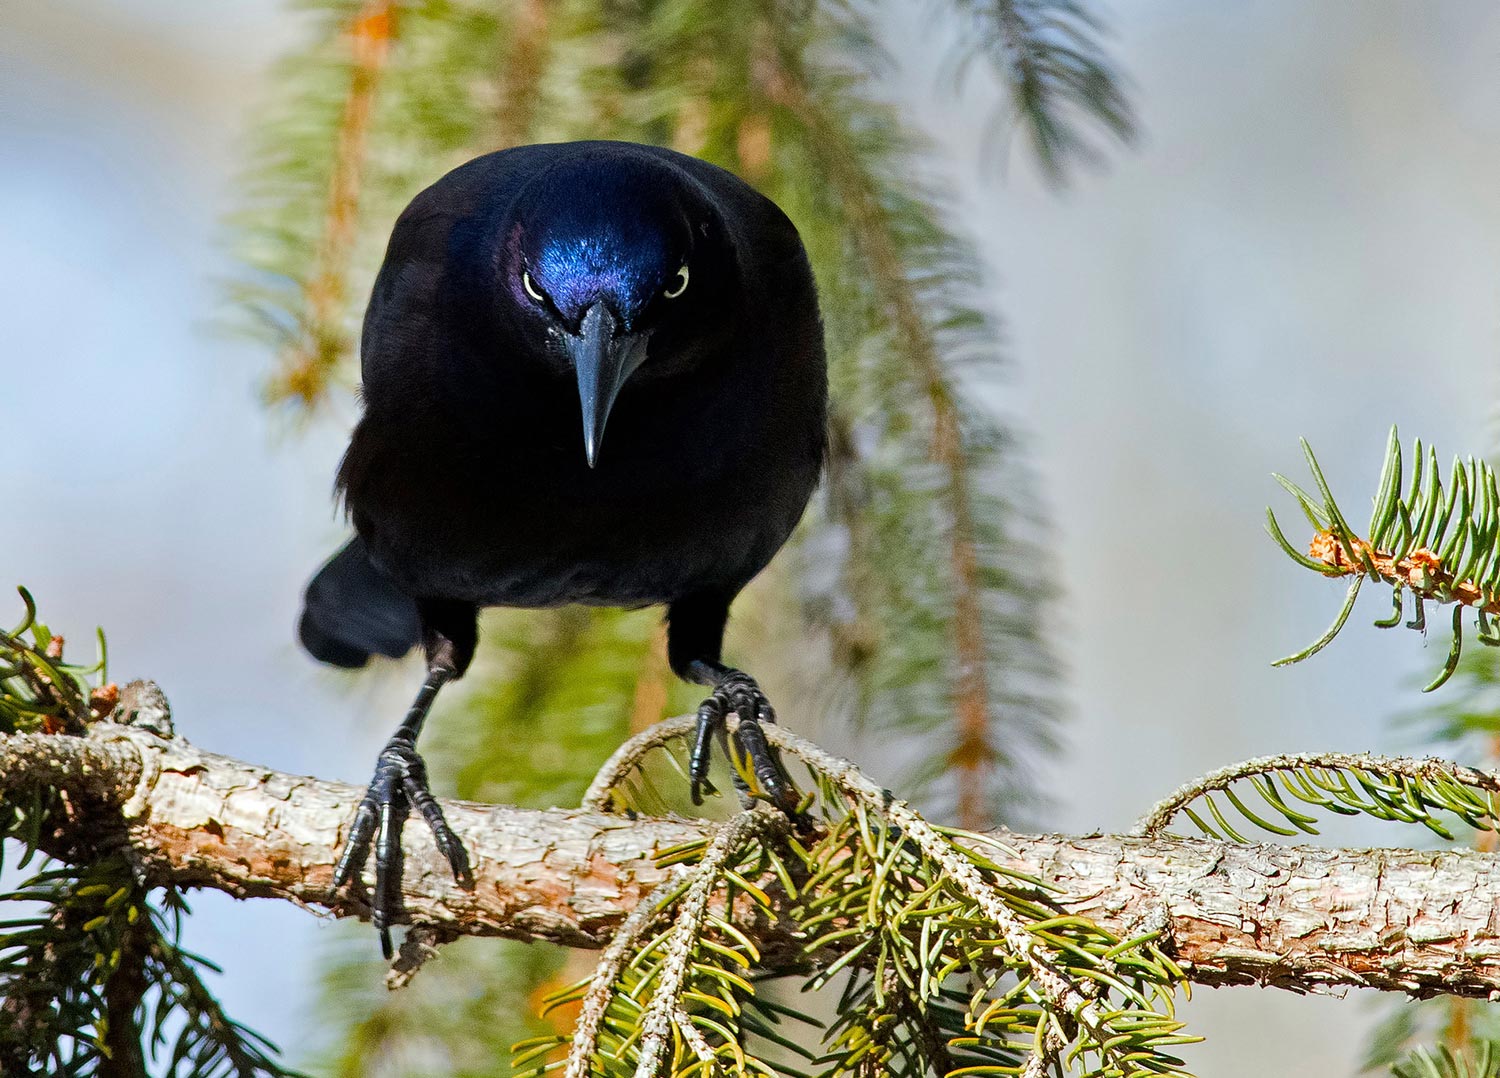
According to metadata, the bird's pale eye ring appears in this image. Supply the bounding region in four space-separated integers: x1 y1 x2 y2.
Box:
522 270 547 304
663 264 690 299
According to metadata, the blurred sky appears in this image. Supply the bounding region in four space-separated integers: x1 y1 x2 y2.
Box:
5 2 1500 1074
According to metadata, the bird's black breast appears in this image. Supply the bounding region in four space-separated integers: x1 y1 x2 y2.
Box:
344 344 824 609
339 142 827 611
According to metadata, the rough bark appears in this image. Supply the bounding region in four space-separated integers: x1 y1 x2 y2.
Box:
5 724 1500 1000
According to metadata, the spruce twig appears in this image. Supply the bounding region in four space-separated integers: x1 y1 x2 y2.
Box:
574 715 1191 1078
1133 751 1500 842
563 866 692 1078
762 723 1153 1078
1270 430 1500 689
632 806 788 1078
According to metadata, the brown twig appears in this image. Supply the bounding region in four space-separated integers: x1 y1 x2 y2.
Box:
1305 529 1500 614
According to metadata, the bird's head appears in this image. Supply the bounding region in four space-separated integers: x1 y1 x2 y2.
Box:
501 148 732 467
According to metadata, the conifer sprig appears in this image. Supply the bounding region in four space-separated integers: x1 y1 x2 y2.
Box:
0 591 302 1078
1269 428 1500 689
1133 751 1500 843
537 717 1194 1078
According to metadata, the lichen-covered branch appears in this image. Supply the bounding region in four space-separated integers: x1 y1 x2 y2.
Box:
5 724 1500 999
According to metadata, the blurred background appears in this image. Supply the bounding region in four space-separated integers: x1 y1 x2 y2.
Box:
5 1 1500 1074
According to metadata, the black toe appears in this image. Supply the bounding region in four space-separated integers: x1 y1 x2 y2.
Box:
334 736 471 957
690 671 796 810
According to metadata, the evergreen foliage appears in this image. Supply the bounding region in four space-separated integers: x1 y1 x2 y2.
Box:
530 719 1193 1078
1269 428 1500 689
0 591 302 1078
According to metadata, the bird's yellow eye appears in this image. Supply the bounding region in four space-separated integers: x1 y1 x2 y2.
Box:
522 271 546 304
663 264 689 299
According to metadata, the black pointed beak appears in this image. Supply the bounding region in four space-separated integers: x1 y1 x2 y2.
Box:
565 302 650 467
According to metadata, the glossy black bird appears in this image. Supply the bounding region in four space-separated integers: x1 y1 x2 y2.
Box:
298 141 827 954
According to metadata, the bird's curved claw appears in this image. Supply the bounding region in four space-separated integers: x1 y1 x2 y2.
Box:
333 735 473 958
689 670 797 811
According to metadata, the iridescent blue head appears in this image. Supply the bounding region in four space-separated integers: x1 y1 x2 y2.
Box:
505 149 709 466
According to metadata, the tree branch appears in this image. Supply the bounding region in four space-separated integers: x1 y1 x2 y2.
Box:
6 723 1500 1000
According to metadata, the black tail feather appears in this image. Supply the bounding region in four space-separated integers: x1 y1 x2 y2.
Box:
299 538 422 668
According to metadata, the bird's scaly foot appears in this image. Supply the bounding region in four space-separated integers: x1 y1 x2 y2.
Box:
689 670 797 810
333 733 472 958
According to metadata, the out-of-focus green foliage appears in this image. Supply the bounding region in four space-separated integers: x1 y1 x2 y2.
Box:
311 935 563 1078
1391 1044 1500 1078
947 0 1135 181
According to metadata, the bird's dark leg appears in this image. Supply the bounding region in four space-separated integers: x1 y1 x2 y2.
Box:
334 600 477 957
667 594 796 810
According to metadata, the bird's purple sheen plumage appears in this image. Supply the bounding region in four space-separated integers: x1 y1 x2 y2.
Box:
534 232 668 323
517 154 681 324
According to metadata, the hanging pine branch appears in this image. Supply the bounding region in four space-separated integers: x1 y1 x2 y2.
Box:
777 0 1069 826
948 0 1136 181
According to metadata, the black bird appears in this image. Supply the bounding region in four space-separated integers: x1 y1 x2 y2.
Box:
299 141 827 954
